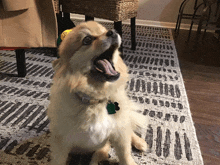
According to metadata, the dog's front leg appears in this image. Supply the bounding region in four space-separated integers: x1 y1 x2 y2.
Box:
90 141 111 165
132 132 148 152
50 135 72 165
111 128 137 165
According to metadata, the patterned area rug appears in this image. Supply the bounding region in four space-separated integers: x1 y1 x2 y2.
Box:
0 21 203 165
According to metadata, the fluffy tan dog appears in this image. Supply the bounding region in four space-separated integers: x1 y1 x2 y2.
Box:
47 21 148 165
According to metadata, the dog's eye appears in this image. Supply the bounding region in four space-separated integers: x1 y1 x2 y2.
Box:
83 36 94 45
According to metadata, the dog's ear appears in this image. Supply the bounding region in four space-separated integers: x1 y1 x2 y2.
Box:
52 59 60 70
52 59 69 81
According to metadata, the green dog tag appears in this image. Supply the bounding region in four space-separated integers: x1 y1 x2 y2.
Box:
107 102 116 114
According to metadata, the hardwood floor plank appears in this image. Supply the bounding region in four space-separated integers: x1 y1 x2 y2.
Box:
195 123 220 165
173 29 220 165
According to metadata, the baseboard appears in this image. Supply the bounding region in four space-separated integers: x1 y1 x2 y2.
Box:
70 14 214 32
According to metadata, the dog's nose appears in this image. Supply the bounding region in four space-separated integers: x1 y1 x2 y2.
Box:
106 30 114 37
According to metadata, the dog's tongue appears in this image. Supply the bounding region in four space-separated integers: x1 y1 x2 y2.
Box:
95 59 118 76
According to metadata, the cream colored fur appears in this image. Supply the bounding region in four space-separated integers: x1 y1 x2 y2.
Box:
47 21 148 165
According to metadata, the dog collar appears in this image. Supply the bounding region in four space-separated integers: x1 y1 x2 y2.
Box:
75 92 120 114
75 91 106 105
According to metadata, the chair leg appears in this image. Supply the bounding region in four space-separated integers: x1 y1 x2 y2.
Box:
63 12 70 20
63 12 75 29
203 6 212 38
114 21 123 56
15 49 26 77
57 12 75 36
175 0 187 34
175 0 190 36
114 21 122 37
187 20 194 41
194 5 208 49
85 16 94 21
131 17 136 50
187 3 204 41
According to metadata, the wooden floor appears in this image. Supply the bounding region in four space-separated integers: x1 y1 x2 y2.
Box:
172 29 220 165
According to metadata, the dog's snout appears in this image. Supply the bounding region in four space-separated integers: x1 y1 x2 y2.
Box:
105 29 121 47
106 30 116 37
106 30 114 37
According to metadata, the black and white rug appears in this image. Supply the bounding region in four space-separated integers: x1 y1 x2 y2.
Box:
0 21 203 164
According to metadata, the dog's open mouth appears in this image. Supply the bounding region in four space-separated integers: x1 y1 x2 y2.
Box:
91 45 120 82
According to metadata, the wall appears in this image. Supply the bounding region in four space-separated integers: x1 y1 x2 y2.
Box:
137 0 203 24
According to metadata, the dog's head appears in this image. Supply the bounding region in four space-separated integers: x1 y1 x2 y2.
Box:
57 21 122 82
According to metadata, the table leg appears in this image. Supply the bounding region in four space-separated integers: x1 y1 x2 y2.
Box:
15 49 26 77
131 17 136 50
114 21 123 57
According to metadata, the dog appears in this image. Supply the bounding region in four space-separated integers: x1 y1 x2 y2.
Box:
47 21 148 165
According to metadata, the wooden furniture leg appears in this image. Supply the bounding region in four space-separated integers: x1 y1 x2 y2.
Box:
114 21 122 37
15 49 26 77
131 17 136 50
114 21 123 56
85 16 94 21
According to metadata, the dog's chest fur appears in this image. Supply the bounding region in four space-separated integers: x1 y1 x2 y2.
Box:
69 111 114 151
49 91 116 151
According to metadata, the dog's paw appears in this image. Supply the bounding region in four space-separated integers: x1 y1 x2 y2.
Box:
133 137 148 152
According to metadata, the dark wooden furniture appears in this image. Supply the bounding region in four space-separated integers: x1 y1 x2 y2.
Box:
59 0 140 51
175 0 220 43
